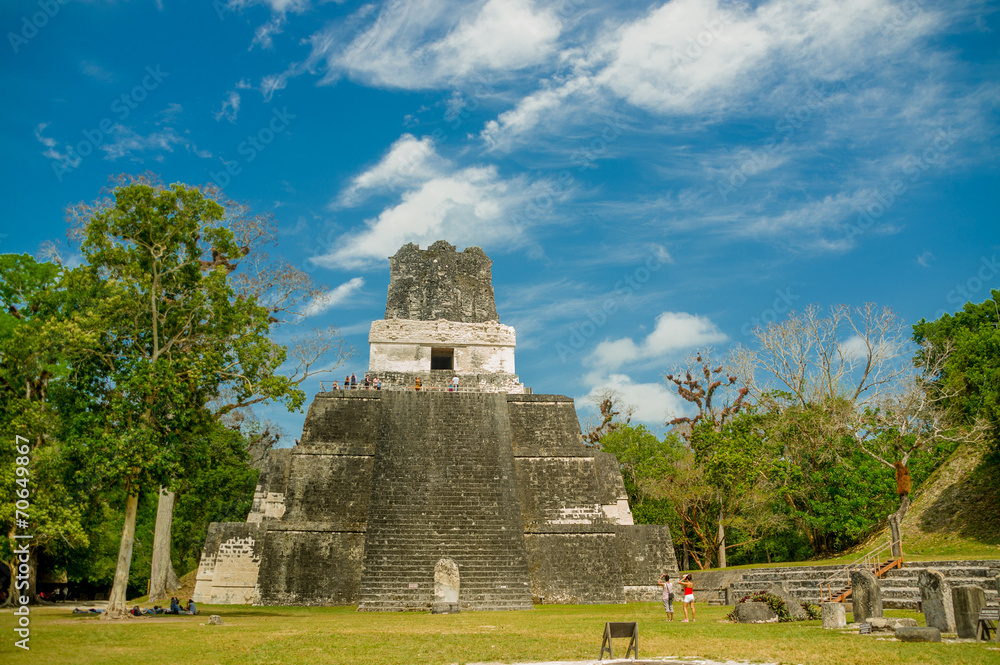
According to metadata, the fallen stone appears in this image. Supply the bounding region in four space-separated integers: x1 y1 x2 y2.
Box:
850 569 883 624
822 603 846 629
763 583 807 620
919 568 956 633
952 585 986 639
733 601 779 623
207 615 223 625
895 626 942 642
868 617 918 633
995 572 1000 596
431 602 460 614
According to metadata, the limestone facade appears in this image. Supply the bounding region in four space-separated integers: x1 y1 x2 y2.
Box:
193 241 678 610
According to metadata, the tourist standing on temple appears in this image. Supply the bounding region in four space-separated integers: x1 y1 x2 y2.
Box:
350 373 357 389
450 375 459 392
415 377 421 391
331 379 339 391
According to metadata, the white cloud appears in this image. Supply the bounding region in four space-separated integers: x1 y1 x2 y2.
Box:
100 126 186 161
431 0 561 76
270 0 562 92
316 132 555 270
335 134 447 207
80 60 115 83
480 0 944 147
34 123 79 169
316 165 544 270
215 91 241 123
302 277 366 316
580 373 687 425
222 0 313 49
586 311 727 372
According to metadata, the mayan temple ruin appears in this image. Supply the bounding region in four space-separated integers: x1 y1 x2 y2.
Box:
193 240 677 611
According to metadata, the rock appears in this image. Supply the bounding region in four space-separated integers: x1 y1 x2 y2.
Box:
733 601 779 624
869 617 917 633
434 558 460 604
951 585 986 639
995 572 1000 596
430 602 459 614
850 569 883 624
207 615 223 625
895 626 942 642
764 583 807 620
919 568 956 633
821 602 846 629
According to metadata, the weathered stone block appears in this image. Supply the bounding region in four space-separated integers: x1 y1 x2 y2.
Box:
207 615 223 625
895 626 941 642
734 601 778 623
431 602 460 614
385 241 498 322
822 602 846 629
764 583 806 620
952 584 987 639
850 569 883 623
919 568 956 633
869 617 917 632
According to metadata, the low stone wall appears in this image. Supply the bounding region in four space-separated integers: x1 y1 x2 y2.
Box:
689 569 747 605
193 523 266 604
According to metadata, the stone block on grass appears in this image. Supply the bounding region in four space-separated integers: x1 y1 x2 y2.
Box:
952 585 986 639
919 568 956 633
850 569 883 624
869 617 917 633
764 583 806 620
895 626 941 642
733 601 779 624
822 603 846 629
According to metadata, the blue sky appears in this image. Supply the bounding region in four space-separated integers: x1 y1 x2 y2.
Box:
2 0 998 441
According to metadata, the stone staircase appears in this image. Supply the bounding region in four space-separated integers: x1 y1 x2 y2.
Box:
357 391 534 611
728 559 999 609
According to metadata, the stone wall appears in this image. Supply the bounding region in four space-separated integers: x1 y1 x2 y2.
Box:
385 241 498 322
254 393 378 606
618 525 679 602
196 392 678 609
368 370 525 393
368 319 516 375
357 391 534 611
193 523 266 604
248 449 290 523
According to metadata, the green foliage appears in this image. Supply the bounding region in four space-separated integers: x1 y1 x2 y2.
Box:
913 290 1000 448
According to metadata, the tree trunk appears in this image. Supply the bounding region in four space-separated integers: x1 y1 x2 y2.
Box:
888 493 910 559
102 490 140 620
681 539 689 571
149 488 181 602
717 517 727 568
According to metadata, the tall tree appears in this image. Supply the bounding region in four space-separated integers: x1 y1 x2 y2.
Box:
71 180 307 618
0 255 97 603
665 350 749 567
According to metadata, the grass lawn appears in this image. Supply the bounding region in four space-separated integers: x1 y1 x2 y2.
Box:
3 603 998 665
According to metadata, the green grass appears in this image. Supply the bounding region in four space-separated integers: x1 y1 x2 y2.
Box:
4 603 998 665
